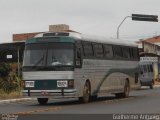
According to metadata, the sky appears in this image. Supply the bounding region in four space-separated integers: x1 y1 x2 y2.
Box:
0 0 160 43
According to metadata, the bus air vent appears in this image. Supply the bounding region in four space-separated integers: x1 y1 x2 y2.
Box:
43 33 69 37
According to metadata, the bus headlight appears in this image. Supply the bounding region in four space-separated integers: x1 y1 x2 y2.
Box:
25 81 35 88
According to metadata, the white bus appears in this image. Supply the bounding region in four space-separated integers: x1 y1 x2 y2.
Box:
22 32 140 104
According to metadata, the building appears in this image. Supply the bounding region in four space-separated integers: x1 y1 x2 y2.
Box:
13 32 42 42
137 36 160 81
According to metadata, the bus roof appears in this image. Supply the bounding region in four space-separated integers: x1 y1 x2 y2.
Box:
33 32 138 47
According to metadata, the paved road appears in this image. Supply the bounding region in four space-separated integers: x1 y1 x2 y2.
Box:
0 86 160 115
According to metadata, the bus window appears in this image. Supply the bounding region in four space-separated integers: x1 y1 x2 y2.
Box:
82 42 94 57
122 47 130 59
93 44 104 58
147 65 151 72
149 64 153 72
133 48 139 60
129 48 134 59
103 44 113 58
144 65 148 73
113 45 123 59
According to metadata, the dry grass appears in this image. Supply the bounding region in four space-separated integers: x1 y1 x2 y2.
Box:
0 89 22 100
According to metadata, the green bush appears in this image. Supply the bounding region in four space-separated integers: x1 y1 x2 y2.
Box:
0 77 14 93
0 63 22 94
0 63 11 77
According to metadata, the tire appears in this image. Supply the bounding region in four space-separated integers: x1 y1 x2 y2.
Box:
37 98 48 105
115 93 123 98
150 83 153 89
91 95 98 101
140 81 142 87
79 81 91 103
115 80 130 98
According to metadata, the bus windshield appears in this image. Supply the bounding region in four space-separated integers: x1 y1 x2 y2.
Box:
23 43 74 67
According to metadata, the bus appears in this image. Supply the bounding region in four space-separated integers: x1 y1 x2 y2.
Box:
139 57 157 89
22 32 140 105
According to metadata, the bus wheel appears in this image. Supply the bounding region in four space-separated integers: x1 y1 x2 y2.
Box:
37 98 48 105
79 81 91 103
123 80 130 98
150 83 153 89
140 81 142 87
115 80 130 98
91 95 98 101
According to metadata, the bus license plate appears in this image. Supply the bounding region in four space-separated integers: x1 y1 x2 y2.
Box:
25 81 35 88
57 81 68 88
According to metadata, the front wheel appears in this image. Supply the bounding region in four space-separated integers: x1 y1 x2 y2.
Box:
37 98 48 105
79 81 91 103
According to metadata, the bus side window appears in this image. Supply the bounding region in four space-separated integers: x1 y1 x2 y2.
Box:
103 44 113 58
150 65 153 72
144 65 148 73
82 42 94 58
142 65 145 73
129 48 133 59
93 43 103 58
133 48 139 60
113 45 123 59
139 65 143 74
122 47 130 59
147 65 151 72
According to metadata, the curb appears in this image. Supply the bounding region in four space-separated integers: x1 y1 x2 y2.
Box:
154 84 160 88
0 98 36 104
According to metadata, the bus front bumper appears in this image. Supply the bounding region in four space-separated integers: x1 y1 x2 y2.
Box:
23 89 78 98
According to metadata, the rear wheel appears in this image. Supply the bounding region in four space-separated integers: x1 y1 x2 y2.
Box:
79 81 91 103
150 83 153 89
115 80 130 98
37 98 48 105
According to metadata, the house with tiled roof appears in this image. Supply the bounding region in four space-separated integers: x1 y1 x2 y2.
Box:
142 36 160 44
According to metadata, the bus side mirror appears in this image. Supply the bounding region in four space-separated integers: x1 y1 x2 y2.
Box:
77 51 81 59
75 50 82 68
